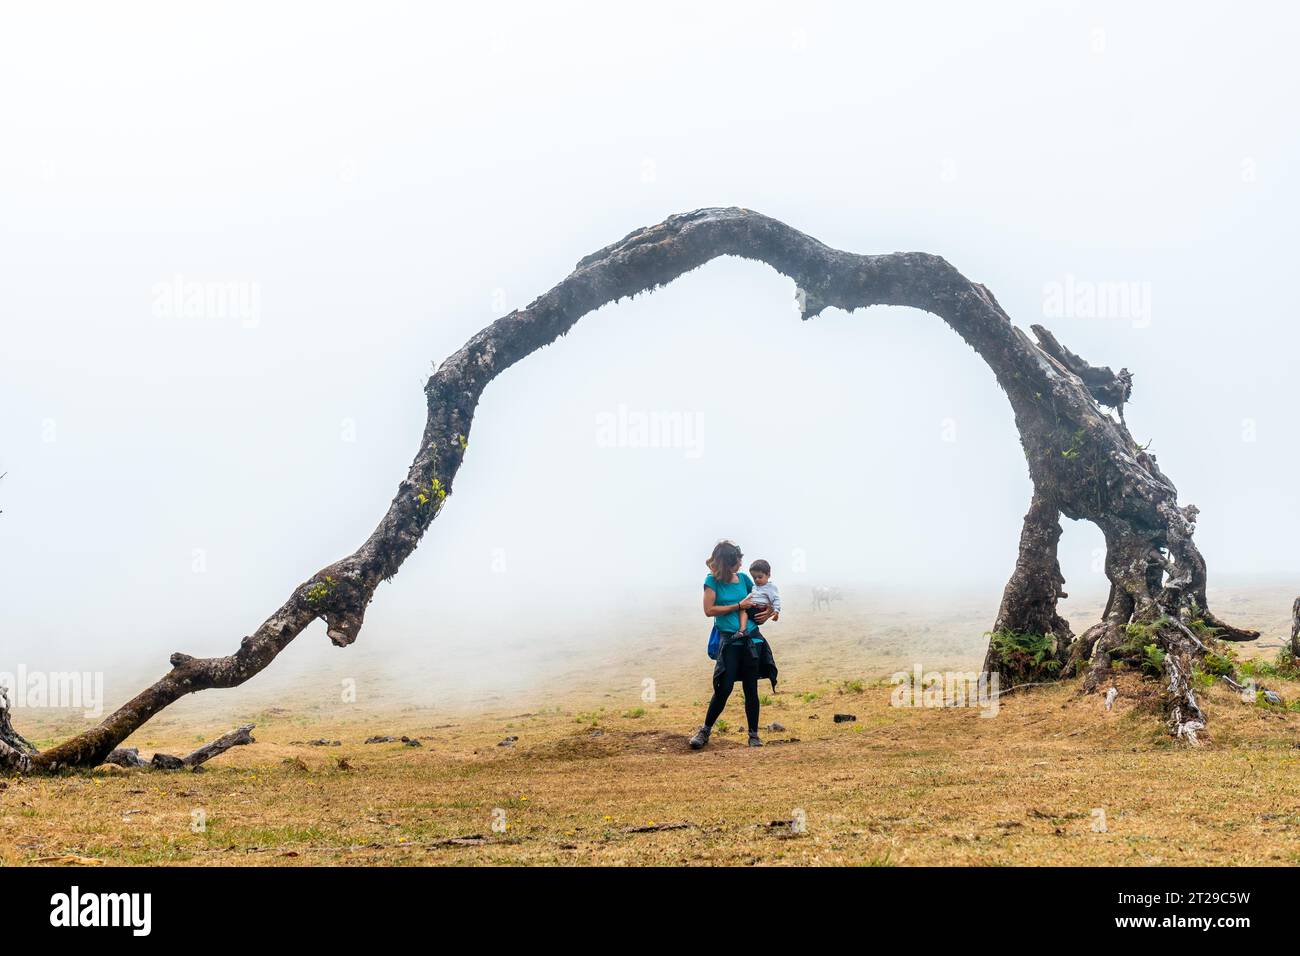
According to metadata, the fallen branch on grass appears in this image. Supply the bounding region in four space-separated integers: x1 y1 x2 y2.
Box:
622 822 691 833
103 724 255 771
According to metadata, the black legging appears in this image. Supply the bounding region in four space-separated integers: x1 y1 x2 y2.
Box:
705 640 760 732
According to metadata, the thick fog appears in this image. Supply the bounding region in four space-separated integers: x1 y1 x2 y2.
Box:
3 2 1298 690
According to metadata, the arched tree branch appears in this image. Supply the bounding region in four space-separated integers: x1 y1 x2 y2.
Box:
3 207 1256 772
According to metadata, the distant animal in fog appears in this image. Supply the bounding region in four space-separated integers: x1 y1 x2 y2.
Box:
811 586 843 611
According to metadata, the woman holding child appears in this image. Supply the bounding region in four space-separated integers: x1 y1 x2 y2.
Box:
689 540 781 750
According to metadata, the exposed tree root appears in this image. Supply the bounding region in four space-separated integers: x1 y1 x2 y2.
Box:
0 688 36 774
4 207 1262 772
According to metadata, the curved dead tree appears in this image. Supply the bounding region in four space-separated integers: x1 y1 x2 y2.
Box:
984 315 1259 741
0 207 1257 773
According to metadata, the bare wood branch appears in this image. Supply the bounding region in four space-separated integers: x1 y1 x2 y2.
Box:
168 723 255 769
106 725 255 771
1030 323 1132 419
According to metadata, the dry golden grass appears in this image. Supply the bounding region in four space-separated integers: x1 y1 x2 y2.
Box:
6 586 1300 866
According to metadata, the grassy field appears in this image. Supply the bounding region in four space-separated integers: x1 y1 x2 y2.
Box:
6 583 1300 866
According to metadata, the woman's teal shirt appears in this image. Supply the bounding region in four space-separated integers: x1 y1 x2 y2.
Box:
704 572 757 635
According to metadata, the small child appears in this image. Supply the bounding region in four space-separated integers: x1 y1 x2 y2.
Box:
736 559 781 636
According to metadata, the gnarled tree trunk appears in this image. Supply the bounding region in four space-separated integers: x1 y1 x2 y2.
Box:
0 207 1258 773
1291 597 1299 657
983 496 1073 681
979 320 1259 741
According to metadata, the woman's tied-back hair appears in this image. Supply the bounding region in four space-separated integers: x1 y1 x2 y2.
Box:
707 540 743 582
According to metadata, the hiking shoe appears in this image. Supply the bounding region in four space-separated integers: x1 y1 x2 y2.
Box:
748 731 763 747
688 726 712 750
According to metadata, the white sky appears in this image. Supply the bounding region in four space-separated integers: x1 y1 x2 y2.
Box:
2 1 1298 675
